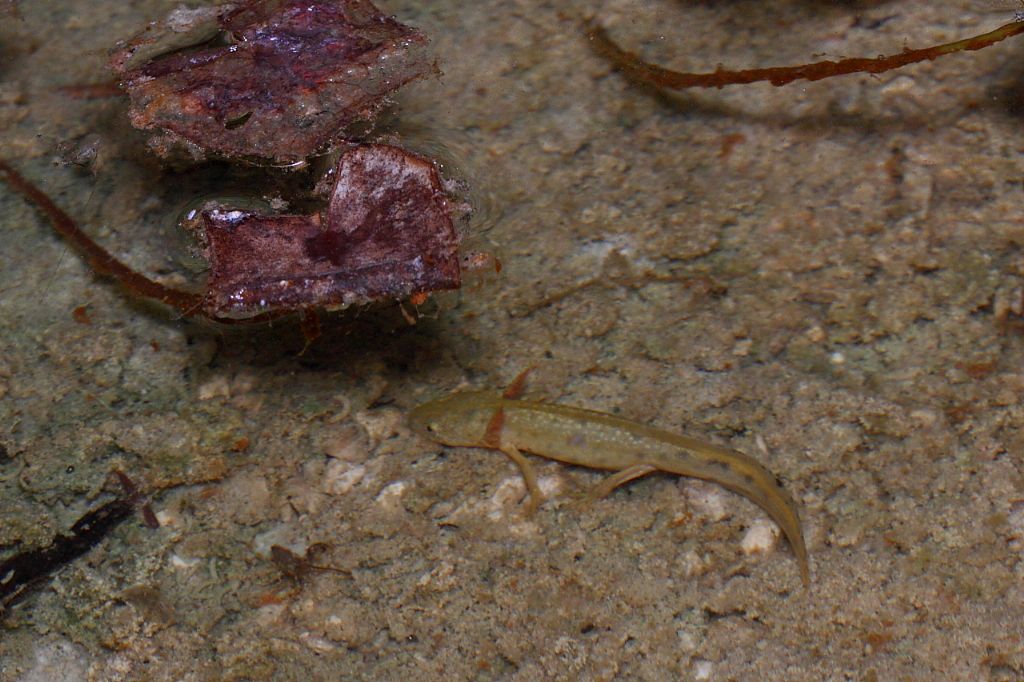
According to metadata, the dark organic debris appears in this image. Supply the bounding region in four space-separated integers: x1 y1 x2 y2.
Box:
0 471 155 616
110 0 436 163
193 144 462 317
0 499 134 615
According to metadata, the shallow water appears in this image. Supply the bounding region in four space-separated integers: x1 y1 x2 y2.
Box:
2 1 1024 679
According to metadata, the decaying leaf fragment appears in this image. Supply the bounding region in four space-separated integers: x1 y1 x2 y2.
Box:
110 0 436 163
193 144 462 317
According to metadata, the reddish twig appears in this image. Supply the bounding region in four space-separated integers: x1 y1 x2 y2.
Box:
0 160 285 326
0 160 204 313
57 81 123 100
586 18 1024 89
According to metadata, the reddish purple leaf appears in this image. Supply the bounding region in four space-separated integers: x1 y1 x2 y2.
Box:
196 144 461 317
111 0 435 163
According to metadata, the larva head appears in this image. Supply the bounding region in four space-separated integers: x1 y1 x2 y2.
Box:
408 390 502 447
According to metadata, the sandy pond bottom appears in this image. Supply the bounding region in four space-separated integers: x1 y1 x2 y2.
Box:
1 0 1023 679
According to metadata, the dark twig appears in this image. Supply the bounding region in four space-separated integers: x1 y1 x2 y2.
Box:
0 470 156 615
0 499 134 614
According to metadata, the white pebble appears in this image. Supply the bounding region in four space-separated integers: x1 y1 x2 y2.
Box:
678 550 707 579
322 461 366 495
741 518 780 556
197 376 231 400
154 507 182 529
254 602 286 625
416 560 456 590
880 74 916 96
1008 502 1024 551
327 393 352 423
355 407 405 445
487 477 526 518
299 632 337 654
683 480 729 521
537 474 564 498
375 480 408 508
169 553 201 570
322 424 368 461
678 630 698 653
252 525 297 559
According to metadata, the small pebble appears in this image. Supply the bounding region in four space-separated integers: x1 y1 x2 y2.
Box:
154 507 183 529
321 423 369 461
299 632 337 654
683 480 729 521
741 518 780 556
197 376 231 400
355 407 405 446
323 602 376 647
488 476 526 515
322 461 366 495
374 480 408 508
169 553 201 570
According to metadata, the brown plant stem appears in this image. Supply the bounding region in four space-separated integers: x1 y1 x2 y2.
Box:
586 18 1024 89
